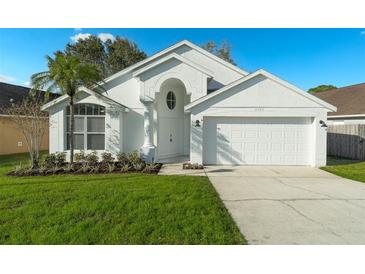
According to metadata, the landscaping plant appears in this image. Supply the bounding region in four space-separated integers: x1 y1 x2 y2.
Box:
7 151 162 176
31 52 104 164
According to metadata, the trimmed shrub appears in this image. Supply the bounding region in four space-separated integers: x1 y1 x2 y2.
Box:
43 154 56 168
121 164 130 172
128 150 142 166
55 152 66 167
86 151 99 166
116 152 128 164
101 152 114 163
133 162 145 171
75 150 87 162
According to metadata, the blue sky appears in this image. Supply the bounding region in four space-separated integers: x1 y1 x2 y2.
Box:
0 28 364 91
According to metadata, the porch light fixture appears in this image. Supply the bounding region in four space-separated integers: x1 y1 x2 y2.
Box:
319 120 328 128
195 120 201 127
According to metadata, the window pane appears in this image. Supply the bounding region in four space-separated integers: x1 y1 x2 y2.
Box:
87 104 93 115
66 133 84 150
74 105 79 115
166 91 176 110
79 104 86 115
87 134 105 150
75 117 84 132
74 134 84 150
100 106 105 115
66 117 84 132
87 117 105 132
66 117 70 132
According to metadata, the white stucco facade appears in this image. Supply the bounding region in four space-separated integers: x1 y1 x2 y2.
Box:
43 40 336 167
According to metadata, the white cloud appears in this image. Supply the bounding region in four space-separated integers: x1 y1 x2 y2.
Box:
97 33 116 42
23 81 30 87
0 74 16 83
70 32 116 43
70 33 91 42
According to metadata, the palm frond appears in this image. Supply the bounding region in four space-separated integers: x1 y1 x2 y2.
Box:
30 71 51 89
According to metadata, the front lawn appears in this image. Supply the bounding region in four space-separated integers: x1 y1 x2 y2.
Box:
0 153 245 244
321 157 365 183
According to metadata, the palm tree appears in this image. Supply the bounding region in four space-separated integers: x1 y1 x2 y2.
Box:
31 52 103 164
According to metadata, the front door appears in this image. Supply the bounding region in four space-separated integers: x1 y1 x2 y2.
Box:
158 116 183 158
157 82 185 159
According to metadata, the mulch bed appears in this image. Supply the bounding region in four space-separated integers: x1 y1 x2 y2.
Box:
6 162 163 177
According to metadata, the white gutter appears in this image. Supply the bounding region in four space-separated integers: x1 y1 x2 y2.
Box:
328 114 365 119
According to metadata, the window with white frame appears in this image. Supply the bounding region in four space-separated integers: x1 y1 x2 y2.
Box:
65 104 106 150
166 91 176 110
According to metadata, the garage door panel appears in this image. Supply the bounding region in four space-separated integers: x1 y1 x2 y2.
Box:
203 117 312 165
243 154 255 163
245 142 256 152
284 143 296 152
271 155 282 164
271 143 283 152
271 131 283 139
231 130 242 138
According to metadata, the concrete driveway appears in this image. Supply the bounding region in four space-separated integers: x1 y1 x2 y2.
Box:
205 165 365 244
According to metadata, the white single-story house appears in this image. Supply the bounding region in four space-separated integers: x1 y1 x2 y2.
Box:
42 40 336 167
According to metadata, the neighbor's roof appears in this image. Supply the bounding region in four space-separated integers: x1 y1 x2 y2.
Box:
0 82 58 114
313 83 365 116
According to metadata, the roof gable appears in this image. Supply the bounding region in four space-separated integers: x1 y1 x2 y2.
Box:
133 53 214 78
41 87 129 112
103 40 248 85
185 69 337 112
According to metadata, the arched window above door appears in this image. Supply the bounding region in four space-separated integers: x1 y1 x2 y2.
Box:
166 91 176 110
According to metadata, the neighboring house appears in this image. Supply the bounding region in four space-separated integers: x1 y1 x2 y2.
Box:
313 83 365 125
0 82 54 155
42 40 336 167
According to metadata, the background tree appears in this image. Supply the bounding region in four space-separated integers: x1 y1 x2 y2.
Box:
64 35 147 78
202 40 236 65
1 93 49 169
105 37 147 75
31 52 104 164
308 84 337 94
65 36 106 76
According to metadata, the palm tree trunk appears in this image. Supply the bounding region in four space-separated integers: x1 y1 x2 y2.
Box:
69 96 75 164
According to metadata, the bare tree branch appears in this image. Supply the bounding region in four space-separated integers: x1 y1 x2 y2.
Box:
0 94 49 169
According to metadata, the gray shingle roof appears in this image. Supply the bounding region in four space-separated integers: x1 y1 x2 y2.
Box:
0 82 58 113
313 83 365 116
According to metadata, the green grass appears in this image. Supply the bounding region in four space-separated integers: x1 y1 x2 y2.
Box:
0 152 245 244
321 157 365 183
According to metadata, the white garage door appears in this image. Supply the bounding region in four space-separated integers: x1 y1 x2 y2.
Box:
203 117 313 165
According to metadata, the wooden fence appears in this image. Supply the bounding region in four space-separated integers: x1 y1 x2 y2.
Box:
327 124 365 160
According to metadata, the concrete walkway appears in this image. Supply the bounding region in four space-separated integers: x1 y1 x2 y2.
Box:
158 162 206 176
205 165 365 244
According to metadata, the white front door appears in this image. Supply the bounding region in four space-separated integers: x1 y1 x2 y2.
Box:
158 117 183 158
203 117 313 165
157 80 187 160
